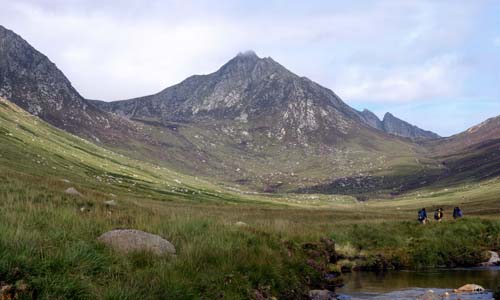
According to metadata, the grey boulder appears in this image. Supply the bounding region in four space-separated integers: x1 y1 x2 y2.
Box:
98 229 176 256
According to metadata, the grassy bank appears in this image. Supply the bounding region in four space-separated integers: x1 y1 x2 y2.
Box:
1 174 500 299
333 218 500 270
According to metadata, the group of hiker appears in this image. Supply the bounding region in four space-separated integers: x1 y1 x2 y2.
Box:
417 206 463 224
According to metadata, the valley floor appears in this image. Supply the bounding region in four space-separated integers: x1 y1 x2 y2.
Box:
1 169 499 300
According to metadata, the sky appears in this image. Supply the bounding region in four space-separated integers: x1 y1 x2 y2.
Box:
1 0 499 136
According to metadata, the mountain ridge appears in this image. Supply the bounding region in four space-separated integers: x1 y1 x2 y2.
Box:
92 51 395 146
0 25 146 145
359 109 440 140
2 25 498 195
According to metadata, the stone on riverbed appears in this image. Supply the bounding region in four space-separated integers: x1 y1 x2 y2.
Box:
418 290 440 300
453 284 485 293
98 229 176 256
309 289 336 300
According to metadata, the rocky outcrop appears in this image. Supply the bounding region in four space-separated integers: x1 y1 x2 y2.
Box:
359 109 440 140
98 229 176 255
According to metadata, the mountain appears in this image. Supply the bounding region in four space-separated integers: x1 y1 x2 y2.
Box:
1 25 499 197
93 50 374 145
359 109 440 140
92 51 437 192
0 26 448 194
0 25 225 174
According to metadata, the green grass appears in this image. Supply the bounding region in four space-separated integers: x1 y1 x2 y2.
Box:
1 98 500 299
0 181 314 300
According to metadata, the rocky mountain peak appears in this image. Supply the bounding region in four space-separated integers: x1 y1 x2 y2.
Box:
359 109 383 130
93 51 365 144
216 51 292 82
358 109 440 140
382 112 440 140
382 112 395 121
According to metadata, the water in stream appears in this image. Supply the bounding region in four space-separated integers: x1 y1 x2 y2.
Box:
337 266 500 300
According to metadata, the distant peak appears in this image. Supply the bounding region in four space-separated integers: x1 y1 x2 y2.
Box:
383 112 395 119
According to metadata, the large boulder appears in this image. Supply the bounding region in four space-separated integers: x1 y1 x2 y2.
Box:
98 229 176 256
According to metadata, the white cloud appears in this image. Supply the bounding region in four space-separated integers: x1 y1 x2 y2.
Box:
333 54 465 102
0 0 494 106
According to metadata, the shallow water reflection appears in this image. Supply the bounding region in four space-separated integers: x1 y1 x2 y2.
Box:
338 267 500 300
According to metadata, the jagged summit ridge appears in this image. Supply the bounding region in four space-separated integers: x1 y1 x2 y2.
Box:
359 109 440 140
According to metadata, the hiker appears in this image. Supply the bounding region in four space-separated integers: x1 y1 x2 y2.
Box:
434 208 443 222
418 208 428 224
453 207 463 219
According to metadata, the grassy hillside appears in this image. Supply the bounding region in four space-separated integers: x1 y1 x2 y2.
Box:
1 97 500 299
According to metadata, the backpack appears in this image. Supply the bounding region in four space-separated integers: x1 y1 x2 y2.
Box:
418 210 425 220
434 211 440 220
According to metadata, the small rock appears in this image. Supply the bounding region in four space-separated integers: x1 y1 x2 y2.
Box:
309 289 336 300
418 290 440 300
453 284 485 293
98 229 176 256
64 187 82 196
104 200 117 207
235 221 248 227
481 251 500 266
60 179 71 183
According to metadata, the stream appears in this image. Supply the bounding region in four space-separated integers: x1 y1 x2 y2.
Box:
337 266 500 300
